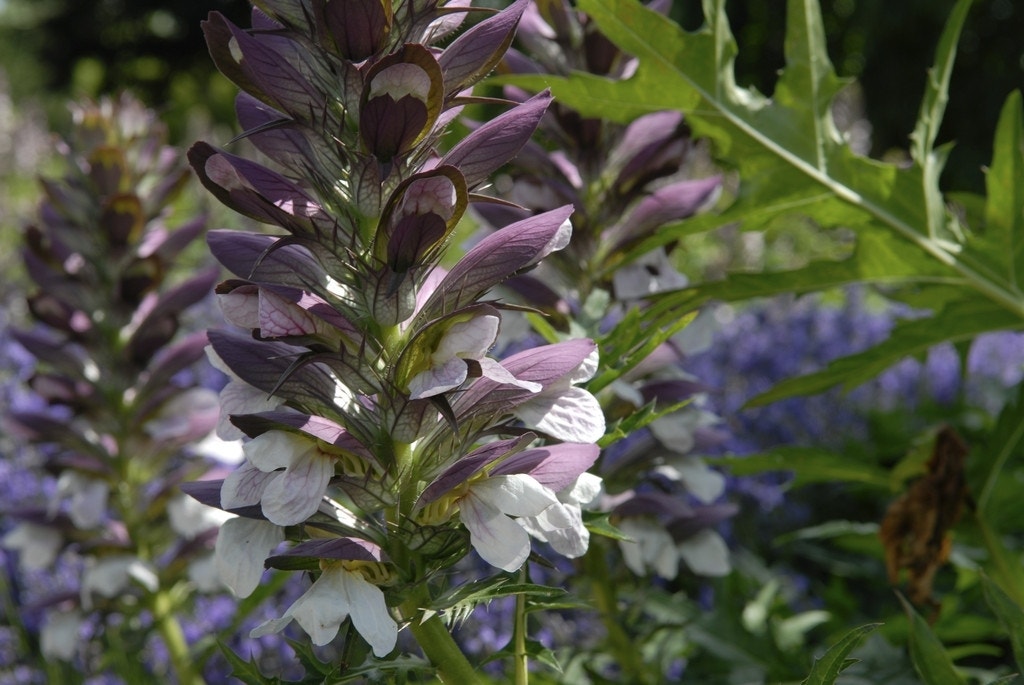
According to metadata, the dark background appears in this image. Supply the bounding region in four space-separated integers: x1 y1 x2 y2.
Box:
2 0 1020 192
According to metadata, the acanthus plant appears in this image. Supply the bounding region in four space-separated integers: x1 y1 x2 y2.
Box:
433 2 738 677
483 0 733 577
182 0 606 680
1 94 234 684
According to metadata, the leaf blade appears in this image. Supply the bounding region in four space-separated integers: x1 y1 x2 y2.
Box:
800 622 881 685
898 594 968 685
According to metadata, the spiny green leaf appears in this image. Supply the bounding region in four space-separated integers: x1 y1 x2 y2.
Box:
800 623 881 685
582 510 631 541
484 637 563 673
328 655 435 683
589 305 696 394
218 640 281 685
898 594 968 685
981 574 1024 677
427 573 569 622
746 296 1023 406
283 636 335 678
597 398 689 449
426 572 515 612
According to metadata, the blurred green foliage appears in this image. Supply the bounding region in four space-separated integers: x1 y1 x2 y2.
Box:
1 0 1020 192
0 0 251 141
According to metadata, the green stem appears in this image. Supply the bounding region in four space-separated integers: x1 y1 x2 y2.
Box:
514 587 528 685
152 588 204 685
402 589 480 684
584 543 648 683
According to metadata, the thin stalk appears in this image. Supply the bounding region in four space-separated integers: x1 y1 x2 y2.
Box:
513 586 529 685
584 543 648 683
401 589 480 684
151 588 204 685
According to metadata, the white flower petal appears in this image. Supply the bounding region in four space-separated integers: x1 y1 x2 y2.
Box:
653 536 682 579
188 553 223 592
340 570 398 657
535 217 572 262
522 503 589 558
81 555 137 608
461 492 533 572
617 520 649 576
192 432 245 464
612 247 689 299
215 517 284 597
57 473 109 529
218 291 260 328
472 474 557 518
649 406 719 455
561 472 602 507
260 449 335 526
259 289 318 338
40 609 83 661
221 461 273 510
250 614 296 639
289 570 353 646
617 520 678 579
478 358 541 393
244 430 309 472
568 347 599 384
168 494 232 539
216 380 279 440
2 522 63 570
436 315 498 360
655 456 726 504
408 357 467 399
125 559 159 592
677 529 731 577
514 386 605 443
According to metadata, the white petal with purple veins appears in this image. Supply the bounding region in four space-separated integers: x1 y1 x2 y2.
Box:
260 447 334 526
408 356 467 399
514 386 605 443
221 461 273 510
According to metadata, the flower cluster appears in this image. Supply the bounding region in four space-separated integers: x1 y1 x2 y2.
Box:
469 0 733 583
183 0 606 670
1 94 234 680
